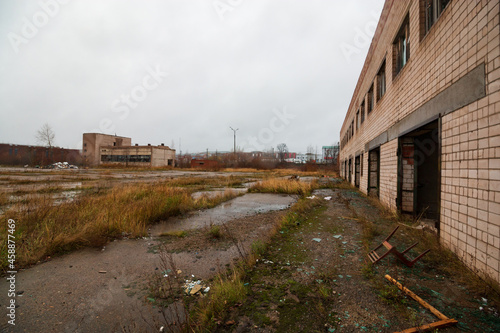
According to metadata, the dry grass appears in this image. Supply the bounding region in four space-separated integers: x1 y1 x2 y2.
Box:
194 268 246 329
0 192 9 206
0 182 239 270
248 178 317 195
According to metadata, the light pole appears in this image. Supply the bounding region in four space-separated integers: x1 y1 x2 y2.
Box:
230 126 239 160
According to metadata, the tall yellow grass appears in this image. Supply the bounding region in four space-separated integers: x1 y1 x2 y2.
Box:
0 183 239 270
248 178 316 195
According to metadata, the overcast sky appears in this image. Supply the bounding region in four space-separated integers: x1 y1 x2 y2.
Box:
0 0 384 154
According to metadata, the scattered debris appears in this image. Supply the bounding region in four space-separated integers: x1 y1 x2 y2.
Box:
368 226 430 267
182 279 210 296
333 235 342 239
47 161 79 169
98 271 107 274
306 195 317 199
324 196 332 200
312 238 322 243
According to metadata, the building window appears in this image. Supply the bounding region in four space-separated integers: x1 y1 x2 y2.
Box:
84 143 87 147
351 120 354 137
361 104 365 124
393 14 410 77
422 0 450 36
367 84 374 113
356 110 360 130
377 60 386 101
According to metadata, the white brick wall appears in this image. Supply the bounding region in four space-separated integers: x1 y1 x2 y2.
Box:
339 0 500 284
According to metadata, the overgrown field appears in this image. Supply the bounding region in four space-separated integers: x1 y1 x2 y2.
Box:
0 182 238 270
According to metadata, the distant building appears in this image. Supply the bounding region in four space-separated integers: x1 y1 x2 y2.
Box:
322 145 339 164
82 133 175 167
0 143 81 166
191 159 220 169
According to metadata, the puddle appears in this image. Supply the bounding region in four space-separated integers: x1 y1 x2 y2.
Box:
152 193 297 234
53 190 81 204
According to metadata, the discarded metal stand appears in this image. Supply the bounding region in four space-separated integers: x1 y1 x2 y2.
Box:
385 274 458 333
368 226 430 267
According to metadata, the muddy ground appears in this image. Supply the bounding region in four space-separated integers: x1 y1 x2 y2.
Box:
0 191 295 332
219 188 500 333
0 170 499 332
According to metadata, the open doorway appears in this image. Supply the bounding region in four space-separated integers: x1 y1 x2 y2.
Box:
398 120 440 229
368 147 380 197
355 155 361 188
348 158 352 183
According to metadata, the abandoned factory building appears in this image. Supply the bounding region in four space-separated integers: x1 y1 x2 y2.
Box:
339 0 500 284
82 133 175 167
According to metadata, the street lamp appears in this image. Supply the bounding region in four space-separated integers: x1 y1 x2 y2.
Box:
230 126 239 159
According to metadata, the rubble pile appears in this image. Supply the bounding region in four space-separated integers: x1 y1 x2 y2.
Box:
48 162 78 169
182 279 210 296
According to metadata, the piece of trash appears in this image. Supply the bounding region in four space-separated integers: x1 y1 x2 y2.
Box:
190 285 202 295
324 196 332 200
98 271 107 274
333 235 342 239
313 238 322 242
338 275 343 278
306 195 316 199
203 287 210 293
177 269 182 275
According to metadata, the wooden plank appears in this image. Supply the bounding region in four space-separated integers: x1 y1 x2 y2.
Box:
384 275 448 320
395 318 458 333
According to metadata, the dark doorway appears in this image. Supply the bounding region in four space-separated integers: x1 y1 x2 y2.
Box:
415 122 440 220
368 148 380 197
398 120 440 227
348 158 352 183
355 155 361 188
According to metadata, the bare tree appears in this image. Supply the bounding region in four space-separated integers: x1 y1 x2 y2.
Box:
36 123 55 148
277 143 288 163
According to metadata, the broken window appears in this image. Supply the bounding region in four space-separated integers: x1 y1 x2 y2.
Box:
422 0 450 36
367 84 374 113
393 15 410 77
377 60 386 101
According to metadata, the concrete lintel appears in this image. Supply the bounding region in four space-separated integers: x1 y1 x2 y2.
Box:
366 131 388 151
387 63 485 141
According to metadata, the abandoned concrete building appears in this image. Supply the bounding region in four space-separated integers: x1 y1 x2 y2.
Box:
82 133 175 167
339 0 500 284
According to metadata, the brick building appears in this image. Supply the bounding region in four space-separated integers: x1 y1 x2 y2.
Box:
339 0 500 284
83 133 175 167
